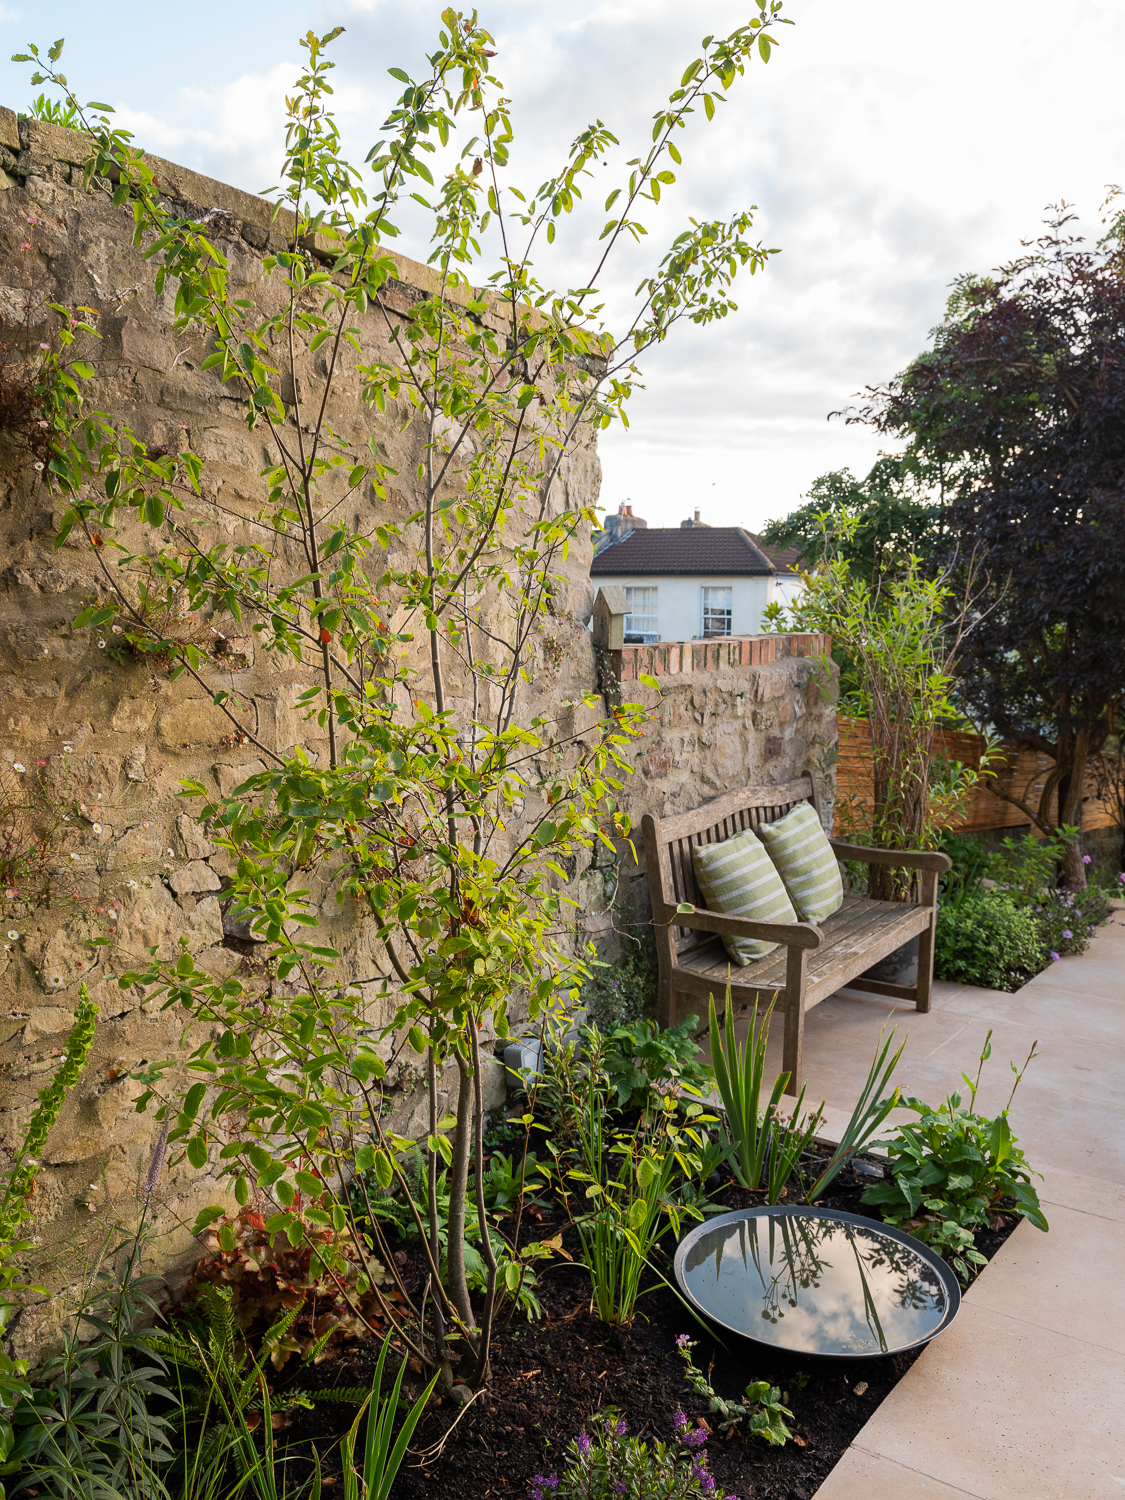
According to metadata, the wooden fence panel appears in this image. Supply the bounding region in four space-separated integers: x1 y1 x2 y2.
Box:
833 718 1117 837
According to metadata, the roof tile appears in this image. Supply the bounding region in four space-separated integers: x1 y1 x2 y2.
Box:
589 527 775 576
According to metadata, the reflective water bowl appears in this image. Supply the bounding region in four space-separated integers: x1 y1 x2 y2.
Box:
674 1206 961 1361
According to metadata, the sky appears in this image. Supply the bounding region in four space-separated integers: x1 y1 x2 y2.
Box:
3 0 1124 532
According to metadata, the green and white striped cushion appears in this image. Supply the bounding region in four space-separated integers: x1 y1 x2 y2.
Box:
691 827 798 966
757 801 843 923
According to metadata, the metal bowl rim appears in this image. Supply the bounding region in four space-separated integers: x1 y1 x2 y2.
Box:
673 1203 962 1361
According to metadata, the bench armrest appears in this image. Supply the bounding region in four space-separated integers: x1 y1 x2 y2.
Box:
830 839 952 874
660 903 823 950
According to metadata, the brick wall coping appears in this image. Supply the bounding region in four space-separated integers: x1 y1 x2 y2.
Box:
613 632 830 682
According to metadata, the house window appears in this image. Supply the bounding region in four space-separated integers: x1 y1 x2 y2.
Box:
701 586 732 638
624 586 659 643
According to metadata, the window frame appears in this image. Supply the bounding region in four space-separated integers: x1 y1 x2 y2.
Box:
623 585 659 643
700 585 733 639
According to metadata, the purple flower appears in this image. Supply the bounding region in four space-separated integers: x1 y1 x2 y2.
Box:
141 1117 170 1207
674 1409 689 1433
615 1418 627 1436
1062 929 1073 940
1050 951 1060 962
675 1333 693 1350
1083 854 1092 864
683 1427 708 1449
576 1433 590 1457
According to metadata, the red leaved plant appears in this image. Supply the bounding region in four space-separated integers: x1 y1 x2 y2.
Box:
177 1206 397 1372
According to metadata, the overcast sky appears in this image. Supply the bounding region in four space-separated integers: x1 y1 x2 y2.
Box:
4 0 1124 531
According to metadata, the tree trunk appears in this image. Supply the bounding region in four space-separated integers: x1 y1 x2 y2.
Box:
444 1047 478 1348
1057 726 1092 889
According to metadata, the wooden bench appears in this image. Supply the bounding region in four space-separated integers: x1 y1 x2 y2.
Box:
641 775 951 1093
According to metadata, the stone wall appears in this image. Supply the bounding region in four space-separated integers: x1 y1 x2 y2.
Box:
0 114 834 1360
0 111 606 1361
585 628 838 941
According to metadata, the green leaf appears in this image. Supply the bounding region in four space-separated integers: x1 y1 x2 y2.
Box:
183 1082 207 1120
186 1134 208 1169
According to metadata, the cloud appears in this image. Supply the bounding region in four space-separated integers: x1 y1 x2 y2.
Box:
56 0 1125 532
108 62 301 196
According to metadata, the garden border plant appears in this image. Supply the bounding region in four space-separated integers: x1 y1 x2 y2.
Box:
13 3 794 1395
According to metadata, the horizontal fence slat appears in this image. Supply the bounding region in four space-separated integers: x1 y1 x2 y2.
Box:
833 718 1117 837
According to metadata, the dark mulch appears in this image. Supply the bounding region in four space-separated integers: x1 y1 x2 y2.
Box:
275 1151 1022 1500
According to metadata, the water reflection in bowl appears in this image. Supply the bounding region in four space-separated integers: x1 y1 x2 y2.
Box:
675 1207 959 1359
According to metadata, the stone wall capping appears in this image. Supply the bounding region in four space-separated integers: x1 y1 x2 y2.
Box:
14 111 544 335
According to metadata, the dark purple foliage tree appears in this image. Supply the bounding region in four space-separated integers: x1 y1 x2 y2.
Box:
845 209 1125 887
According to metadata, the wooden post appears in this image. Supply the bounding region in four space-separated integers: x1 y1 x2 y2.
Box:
782 944 808 1095
915 866 939 1013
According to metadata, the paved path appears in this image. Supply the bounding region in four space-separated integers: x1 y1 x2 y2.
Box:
735 906 1125 1499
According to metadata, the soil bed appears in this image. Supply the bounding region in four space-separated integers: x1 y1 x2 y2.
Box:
278 1149 1021 1500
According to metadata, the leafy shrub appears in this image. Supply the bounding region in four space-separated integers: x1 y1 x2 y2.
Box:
862 1031 1047 1281
558 1037 713 1328
1034 882 1112 959
11 1226 176 1500
934 889 1044 990
580 921 658 1031
529 1408 738 1500
599 1014 712 1113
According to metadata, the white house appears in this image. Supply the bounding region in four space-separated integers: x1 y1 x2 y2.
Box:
590 515 803 643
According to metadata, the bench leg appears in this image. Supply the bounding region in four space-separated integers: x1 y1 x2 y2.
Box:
915 870 939 1014
657 969 694 1031
782 946 808 1096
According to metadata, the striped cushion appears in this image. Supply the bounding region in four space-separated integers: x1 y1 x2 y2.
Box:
691 828 798 965
757 801 843 923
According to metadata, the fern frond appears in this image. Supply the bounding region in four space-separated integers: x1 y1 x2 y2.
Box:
305 1386 369 1404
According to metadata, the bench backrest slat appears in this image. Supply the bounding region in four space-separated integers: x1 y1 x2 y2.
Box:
642 776 820 956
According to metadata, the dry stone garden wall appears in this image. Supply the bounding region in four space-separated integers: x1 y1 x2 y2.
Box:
0 113 834 1360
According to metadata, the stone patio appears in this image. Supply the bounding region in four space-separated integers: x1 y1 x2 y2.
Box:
736 906 1125 1498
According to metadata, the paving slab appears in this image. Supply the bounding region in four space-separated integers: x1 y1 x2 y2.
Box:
822 1299 1125 1500
1037 1163 1125 1222
809 918 1125 1498
963 1209 1125 1355
814 1448 988 1499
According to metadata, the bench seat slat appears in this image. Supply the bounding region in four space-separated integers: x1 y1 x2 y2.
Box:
677 895 930 998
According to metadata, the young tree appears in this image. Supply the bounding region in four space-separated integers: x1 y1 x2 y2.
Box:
18 4 792 1387
779 516 983 901
845 210 1125 886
